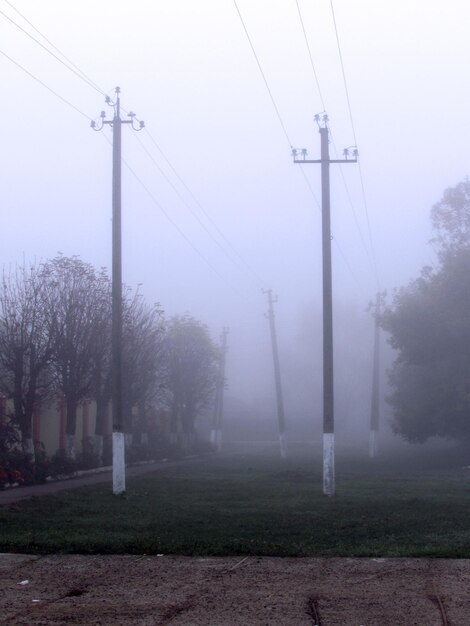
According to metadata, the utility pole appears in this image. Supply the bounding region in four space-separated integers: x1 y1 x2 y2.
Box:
263 289 287 459
293 114 357 496
369 293 381 458
92 86 144 495
211 328 229 452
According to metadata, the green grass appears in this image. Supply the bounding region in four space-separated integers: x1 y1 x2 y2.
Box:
2 444 470 557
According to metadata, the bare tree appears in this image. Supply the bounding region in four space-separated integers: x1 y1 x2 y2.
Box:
88 275 112 463
0 262 53 463
41 256 110 458
122 288 166 445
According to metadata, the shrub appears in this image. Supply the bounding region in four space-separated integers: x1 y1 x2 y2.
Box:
125 442 150 465
0 414 19 467
49 449 78 477
33 443 50 483
76 437 100 470
4 450 34 484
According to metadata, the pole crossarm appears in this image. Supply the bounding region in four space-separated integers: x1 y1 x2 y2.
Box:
91 87 145 133
293 158 357 164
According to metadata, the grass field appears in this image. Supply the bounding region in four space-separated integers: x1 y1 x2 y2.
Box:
1 443 470 557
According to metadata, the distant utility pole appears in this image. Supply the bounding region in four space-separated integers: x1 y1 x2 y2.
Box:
211 327 229 452
263 289 287 459
293 113 357 496
369 293 381 458
92 86 144 495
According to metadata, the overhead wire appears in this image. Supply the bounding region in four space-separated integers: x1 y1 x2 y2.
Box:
233 0 361 289
3 0 106 96
134 129 266 289
143 128 266 287
1 0 369 296
0 3 107 97
295 0 326 112
0 2 268 304
0 48 91 120
295 0 376 290
5 0 270 294
0 5 257 301
329 0 381 289
232 0 291 148
233 0 320 207
99 132 246 299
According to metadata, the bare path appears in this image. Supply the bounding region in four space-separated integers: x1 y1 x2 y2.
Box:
1 554 469 625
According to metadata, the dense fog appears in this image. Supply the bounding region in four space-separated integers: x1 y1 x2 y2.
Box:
1 1 469 452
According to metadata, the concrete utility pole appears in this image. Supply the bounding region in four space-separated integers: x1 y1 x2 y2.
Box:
92 86 144 495
263 289 287 459
369 293 381 458
211 328 229 452
293 114 357 496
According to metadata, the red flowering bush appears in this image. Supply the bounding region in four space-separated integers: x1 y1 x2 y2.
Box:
8 469 24 485
0 467 25 488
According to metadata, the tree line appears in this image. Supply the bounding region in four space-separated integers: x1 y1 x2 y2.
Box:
0 255 219 466
381 178 470 448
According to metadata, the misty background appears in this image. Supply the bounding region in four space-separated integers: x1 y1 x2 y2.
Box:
1 0 467 444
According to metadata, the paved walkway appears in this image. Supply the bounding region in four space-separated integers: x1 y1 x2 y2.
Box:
0 459 185 505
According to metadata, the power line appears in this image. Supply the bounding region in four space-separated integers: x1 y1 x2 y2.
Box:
99 132 246 299
233 0 362 290
356 162 380 288
0 3 259 300
0 2 106 96
232 0 292 149
131 130 265 290
329 1 357 146
0 48 91 120
295 0 326 112
330 133 376 272
295 0 376 287
329 0 380 288
143 128 266 288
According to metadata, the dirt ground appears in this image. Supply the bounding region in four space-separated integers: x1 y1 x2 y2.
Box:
1 466 470 625
1 553 469 625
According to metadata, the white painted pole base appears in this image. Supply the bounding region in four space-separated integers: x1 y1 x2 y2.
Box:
66 434 76 460
210 429 217 446
112 431 126 495
23 437 35 462
323 432 335 497
279 432 288 459
369 429 379 458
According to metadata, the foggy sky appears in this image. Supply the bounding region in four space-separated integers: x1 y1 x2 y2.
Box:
1 1 468 408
